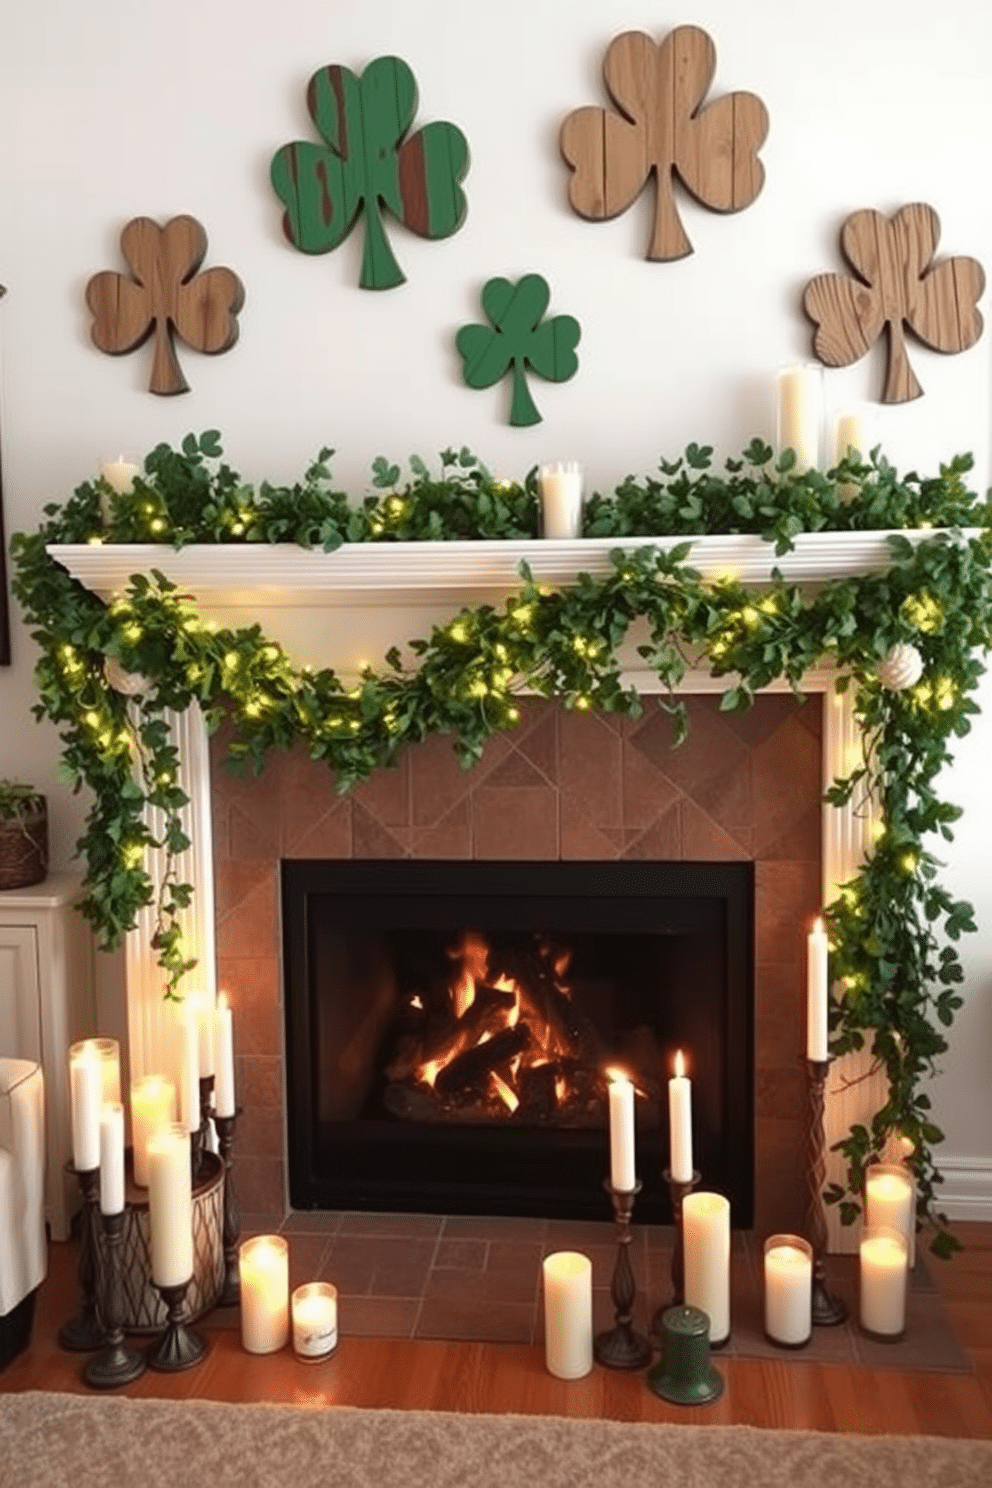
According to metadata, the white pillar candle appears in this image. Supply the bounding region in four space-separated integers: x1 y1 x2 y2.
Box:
538 462 583 539
214 993 236 1118
99 456 139 494
130 1074 177 1187
292 1282 339 1360
542 1251 593 1379
146 1123 193 1287
668 1049 693 1183
835 410 866 463
683 1191 731 1345
99 1101 126 1215
69 1040 103 1171
175 1001 201 1134
776 365 822 473
184 989 216 1078
860 1226 909 1337
607 1071 636 1190
74 1037 122 1107
240 1235 291 1354
806 917 829 1061
865 1164 914 1262
763 1234 812 1346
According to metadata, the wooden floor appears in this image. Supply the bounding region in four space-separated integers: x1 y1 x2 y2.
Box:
2 1222 991 1438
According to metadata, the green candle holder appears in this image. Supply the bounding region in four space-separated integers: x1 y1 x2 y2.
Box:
647 1305 724 1406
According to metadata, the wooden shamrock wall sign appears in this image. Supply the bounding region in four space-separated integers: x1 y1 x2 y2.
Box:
560 25 768 261
456 275 580 427
803 204 985 403
271 56 470 291
86 217 244 396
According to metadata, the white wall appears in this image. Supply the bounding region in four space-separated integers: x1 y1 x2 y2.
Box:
0 1 989 1198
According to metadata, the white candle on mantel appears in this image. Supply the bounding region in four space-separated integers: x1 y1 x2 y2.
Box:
147 1123 193 1287
542 1251 593 1379
763 1234 812 1346
185 989 216 1079
835 410 866 463
607 1070 636 1191
239 1235 290 1354
683 1191 731 1345
99 456 139 495
668 1049 694 1183
130 1075 177 1187
175 1001 201 1134
538 462 584 539
292 1282 338 1360
806 917 830 1061
776 365 822 473
99 1102 125 1215
69 1041 103 1171
860 1226 909 1337
214 993 236 1118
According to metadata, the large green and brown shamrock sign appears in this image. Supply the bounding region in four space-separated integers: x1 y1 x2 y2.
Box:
271 55 470 291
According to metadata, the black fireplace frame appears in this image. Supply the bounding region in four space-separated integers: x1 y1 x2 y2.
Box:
282 858 754 1224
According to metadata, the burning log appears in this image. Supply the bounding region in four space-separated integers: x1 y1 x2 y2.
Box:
433 1023 532 1099
383 982 517 1083
382 1083 444 1122
516 1062 559 1122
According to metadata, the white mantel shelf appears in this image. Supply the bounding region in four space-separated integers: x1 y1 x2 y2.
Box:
46 528 969 607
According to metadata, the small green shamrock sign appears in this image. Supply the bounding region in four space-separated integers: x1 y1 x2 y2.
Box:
456 275 581 427
271 55 470 291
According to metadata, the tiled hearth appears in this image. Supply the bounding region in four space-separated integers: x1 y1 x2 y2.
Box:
212 693 823 1236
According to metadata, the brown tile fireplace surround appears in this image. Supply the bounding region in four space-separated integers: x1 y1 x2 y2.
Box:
210 692 822 1238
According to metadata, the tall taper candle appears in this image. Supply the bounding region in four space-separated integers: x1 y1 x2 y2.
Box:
668 1049 693 1183
807 917 829 1061
69 1041 102 1172
185 989 216 1078
147 1124 193 1287
99 1101 125 1215
607 1071 636 1191
214 993 236 1118
176 1002 200 1134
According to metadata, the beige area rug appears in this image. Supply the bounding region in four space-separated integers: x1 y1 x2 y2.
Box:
2 1392 991 1488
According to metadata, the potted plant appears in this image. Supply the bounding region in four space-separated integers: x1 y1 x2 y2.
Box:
0 781 48 891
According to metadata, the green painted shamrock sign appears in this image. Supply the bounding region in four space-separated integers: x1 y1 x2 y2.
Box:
271 55 470 291
456 275 581 427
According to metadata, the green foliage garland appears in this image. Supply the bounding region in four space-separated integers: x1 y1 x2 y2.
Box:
12 432 992 1255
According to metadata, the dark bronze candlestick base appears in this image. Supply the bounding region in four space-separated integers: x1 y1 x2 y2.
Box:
805 1056 848 1327
146 1278 208 1371
83 1209 146 1388
191 1074 213 1182
213 1110 241 1306
59 1165 107 1352
593 1179 652 1370
650 1168 700 1343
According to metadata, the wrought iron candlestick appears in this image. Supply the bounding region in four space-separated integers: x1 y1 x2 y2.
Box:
83 1208 146 1387
650 1167 701 1342
58 1165 106 1352
805 1057 848 1326
146 1277 208 1371
593 1179 652 1370
213 1110 241 1306
192 1074 214 1182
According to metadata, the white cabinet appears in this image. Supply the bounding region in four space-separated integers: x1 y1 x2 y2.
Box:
0 874 95 1240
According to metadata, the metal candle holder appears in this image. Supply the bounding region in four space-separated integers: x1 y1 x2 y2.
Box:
593 1179 652 1370
805 1056 848 1326
146 1276 208 1371
83 1208 146 1388
213 1110 241 1306
192 1074 214 1182
58 1165 106 1352
649 1166 701 1343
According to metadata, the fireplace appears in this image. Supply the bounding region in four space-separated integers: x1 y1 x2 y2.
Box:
282 858 753 1223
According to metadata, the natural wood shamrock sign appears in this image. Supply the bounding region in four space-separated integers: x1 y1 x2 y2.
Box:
270 55 470 291
456 274 581 426
560 24 768 261
803 204 986 403
85 216 245 396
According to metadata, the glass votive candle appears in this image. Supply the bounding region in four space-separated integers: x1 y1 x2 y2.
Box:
865 1163 914 1257
542 1251 593 1379
292 1282 339 1362
239 1235 290 1354
537 461 583 539
763 1234 812 1347
859 1224 909 1339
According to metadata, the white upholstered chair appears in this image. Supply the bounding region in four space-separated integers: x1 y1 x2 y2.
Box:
0 1057 47 1365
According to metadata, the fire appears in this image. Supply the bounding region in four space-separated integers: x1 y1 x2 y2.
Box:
674 1048 686 1078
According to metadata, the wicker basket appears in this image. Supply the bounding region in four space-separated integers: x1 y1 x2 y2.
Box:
0 799 48 891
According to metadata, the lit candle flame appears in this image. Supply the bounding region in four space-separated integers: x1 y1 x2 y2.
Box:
674 1049 686 1079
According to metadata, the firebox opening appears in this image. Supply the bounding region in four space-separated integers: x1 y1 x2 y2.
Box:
282 860 753 1225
